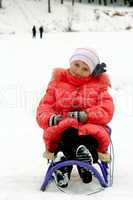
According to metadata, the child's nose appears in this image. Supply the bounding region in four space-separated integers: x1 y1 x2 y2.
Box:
76 67 82 75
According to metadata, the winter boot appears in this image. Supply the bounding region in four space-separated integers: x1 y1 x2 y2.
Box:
77 165 92 183
76 145 94 163
53 151 73 188
76 145 93 183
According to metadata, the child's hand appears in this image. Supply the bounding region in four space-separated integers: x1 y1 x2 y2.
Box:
67 111 88 123
49 114 63 126
59 117 78 129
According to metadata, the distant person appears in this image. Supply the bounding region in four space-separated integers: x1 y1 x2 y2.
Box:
32 25 36 38
39 26 44 39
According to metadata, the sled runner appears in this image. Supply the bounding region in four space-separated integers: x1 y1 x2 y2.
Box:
40 127 114 194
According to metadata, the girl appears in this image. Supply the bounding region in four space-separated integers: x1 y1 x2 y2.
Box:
36 48 114 187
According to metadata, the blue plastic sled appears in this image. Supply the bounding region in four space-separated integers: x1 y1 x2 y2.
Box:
40 127 114 192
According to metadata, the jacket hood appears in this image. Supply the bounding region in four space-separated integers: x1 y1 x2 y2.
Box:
51 67 111 88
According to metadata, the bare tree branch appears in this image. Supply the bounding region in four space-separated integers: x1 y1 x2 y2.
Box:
0 0 2 9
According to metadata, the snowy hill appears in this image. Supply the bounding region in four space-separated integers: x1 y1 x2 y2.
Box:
1 0 133 35
0 32 133 199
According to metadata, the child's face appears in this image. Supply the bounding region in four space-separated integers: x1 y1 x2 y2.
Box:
69 60 91 77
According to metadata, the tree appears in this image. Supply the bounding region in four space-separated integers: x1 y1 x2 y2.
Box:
128 0 133 6
61 0 64 4
0 0 2 9
72 0 75 6
48 0 51 13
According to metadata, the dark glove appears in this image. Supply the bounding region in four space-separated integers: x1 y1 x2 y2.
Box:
67 111 88 123
92 63 107 77
49 114 63 126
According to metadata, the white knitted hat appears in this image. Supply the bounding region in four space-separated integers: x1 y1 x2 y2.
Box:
69 48 100 74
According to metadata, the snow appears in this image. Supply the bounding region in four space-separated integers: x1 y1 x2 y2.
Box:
1 0 133 35
0 0 133 199
0 32 133 199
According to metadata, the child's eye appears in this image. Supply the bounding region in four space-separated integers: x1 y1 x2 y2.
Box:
75 63 80 67
83 68 88 71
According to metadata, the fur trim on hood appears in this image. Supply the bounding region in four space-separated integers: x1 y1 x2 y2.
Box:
51 67 111 87
51 68 66 82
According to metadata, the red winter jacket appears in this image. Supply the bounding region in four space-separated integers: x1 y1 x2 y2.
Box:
36 68 114 153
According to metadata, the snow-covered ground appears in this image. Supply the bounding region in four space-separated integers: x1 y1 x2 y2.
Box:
0 32 133 199
1 0 133 35
0 0 133 199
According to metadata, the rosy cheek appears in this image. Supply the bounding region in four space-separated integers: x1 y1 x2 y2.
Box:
70 66 76 75
85 72 90 76
72 66 77 73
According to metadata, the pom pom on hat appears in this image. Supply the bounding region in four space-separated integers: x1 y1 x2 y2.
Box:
69 48 100 74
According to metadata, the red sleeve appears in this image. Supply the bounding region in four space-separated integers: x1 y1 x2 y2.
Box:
36 81 56 129
85 90 114 125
